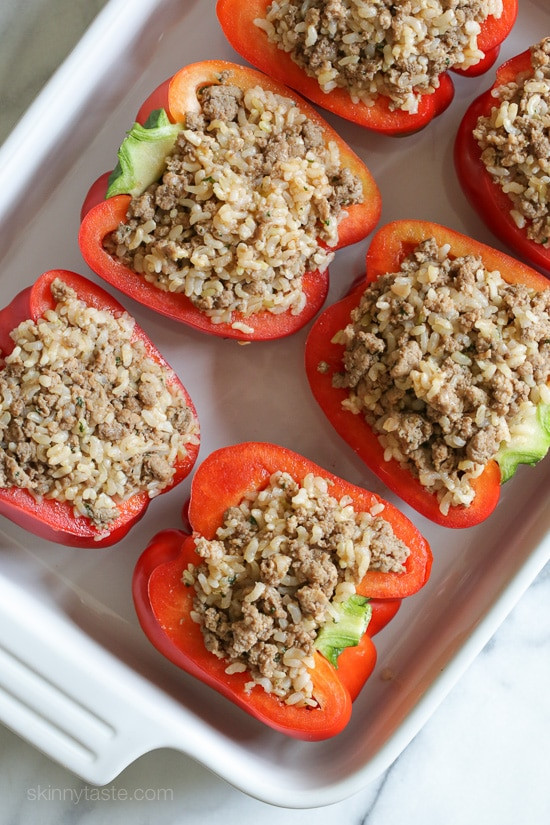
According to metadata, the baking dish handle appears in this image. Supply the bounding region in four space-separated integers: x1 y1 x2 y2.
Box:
0 575 179 784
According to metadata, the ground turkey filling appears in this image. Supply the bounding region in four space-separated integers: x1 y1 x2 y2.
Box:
474 37 550 247
184 471 409 706
105 77 363 334
0 279 198 532
332 239 550 514
256 0 502 113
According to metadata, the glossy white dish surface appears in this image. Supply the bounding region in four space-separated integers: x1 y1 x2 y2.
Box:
0 0 548 808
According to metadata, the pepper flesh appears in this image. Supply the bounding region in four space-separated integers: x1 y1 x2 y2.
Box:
216 0 518 136
454 47 550 278
79 60 381 341
0 269 199 547
305 220 550 528
132 442 431 740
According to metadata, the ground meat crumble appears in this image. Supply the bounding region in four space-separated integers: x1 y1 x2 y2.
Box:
474 37 550 246
0 279 198 531
105 73 363 334
256 1 503 113
332 239 550 514
184 471 409 706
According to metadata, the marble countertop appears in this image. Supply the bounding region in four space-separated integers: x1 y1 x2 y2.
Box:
0 1 549 823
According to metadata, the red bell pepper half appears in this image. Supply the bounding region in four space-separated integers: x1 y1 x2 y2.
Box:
132 442 431 740
216 0 517 136
0 270 199 547
79 60 381 341
305 220 550 528
455 46 550 278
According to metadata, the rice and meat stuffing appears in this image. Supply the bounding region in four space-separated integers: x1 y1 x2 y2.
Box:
256 1 503 113
0 279 198 532
474 37 550 247
332 239 550 515
105 73 364 333
184 471 409 706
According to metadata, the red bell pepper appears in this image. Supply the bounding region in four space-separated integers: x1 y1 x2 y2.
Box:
305 220 550 528
216 0 517 136
0 269 199 547
132 441 431 740
79 60 381 341
454 46 550 278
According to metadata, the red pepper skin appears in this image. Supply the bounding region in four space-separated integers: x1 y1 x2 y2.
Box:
79 60 381 341
451 45 500 78
305 220 550 528
0 270 199 547
455 48 550 278
132 442 431 740
216 0 517 136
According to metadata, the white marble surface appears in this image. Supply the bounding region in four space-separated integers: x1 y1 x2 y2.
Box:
0 1 549 823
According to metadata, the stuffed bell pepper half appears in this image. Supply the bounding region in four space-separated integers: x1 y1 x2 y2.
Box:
0 270 199 547
455 37 550 278
79 60 381 341
133 442 432 740
305 220 550 528
217 0 518 136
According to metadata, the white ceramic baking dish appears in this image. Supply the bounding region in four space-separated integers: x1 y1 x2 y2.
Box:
0 0 548 808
